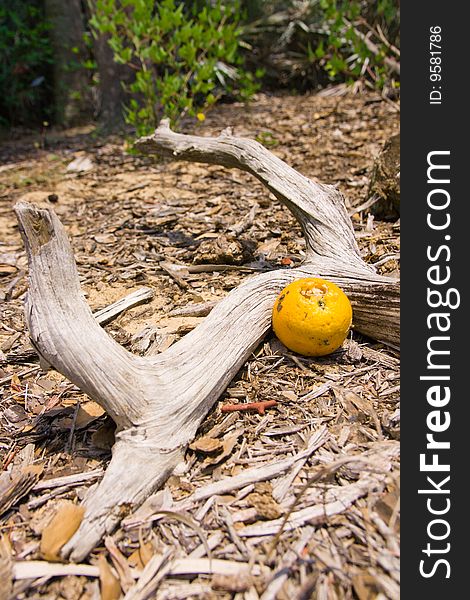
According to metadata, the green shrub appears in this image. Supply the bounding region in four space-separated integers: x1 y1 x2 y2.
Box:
318 0 400 89
89 0 259 136
0 0 53 127
240 0 399 92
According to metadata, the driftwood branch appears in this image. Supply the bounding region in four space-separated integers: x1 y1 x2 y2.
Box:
14 120 399 561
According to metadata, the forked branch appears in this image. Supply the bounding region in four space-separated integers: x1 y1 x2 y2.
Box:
14 121 399 561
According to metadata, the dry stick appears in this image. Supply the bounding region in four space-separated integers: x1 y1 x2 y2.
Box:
65 402 80 455
14 121 399 561
141 510 212 565
348 193 381 216
0 366 40 387
93 287 154 325
32 469 104 492
12 558 269 582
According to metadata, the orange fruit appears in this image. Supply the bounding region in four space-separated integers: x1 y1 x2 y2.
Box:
272 278 352 357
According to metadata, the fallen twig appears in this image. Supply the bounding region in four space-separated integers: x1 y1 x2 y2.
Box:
12 557 269 581
167 301 217 318
93 287 155 325
32 468 104 492
0 366 40 386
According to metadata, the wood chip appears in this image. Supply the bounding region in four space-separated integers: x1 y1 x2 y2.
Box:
66 156 94 172
0 464 44 516
167 301 217 318
75 401 106 428
4 93 400 599
260 526 313 600
122 550 173 600
189 437 223 454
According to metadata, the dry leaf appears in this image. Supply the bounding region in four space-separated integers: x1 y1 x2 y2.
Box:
128 541 154 570
138 535 154 567
105 536 134 592
352 573 381 600
40 501 84 561
75 401 106 428
189 437 223 454
98 554 121 600
203 429 243 466
128 548 145 571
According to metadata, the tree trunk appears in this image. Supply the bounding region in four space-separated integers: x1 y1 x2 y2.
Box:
85 1 133 130
14 121 399 561
92 32 130 130
45 0 90 126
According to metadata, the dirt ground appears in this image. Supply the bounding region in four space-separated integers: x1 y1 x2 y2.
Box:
0 90 400 599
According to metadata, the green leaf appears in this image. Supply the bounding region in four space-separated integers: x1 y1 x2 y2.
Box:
83 0 254 133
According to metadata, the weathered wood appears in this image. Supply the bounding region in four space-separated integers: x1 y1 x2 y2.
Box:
14 120 399 561
136 119 399 346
